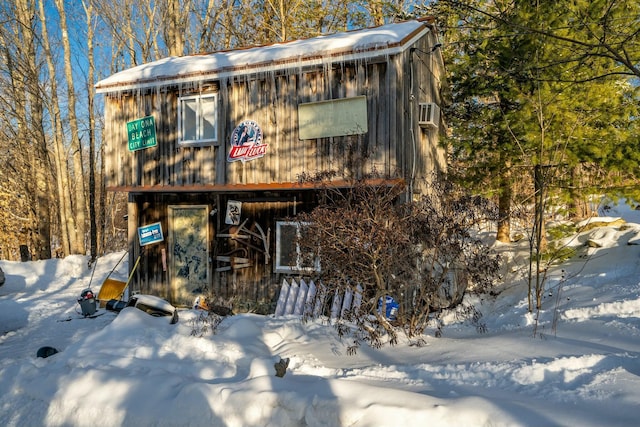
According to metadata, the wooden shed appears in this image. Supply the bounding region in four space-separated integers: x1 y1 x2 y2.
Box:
95 18 448 310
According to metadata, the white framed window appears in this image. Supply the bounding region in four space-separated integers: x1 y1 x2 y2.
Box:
275 221 320 273
178 93 218 146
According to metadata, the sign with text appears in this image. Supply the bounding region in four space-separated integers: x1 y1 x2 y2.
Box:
127 116 157 151
228 120 267 162
138 222 164 246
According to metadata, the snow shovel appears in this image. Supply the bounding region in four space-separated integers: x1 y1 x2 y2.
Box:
98 250 143 308
98 278 128 307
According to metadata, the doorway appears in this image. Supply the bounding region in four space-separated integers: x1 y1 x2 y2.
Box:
168 205 209 306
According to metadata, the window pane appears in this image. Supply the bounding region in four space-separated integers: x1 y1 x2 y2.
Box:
201 96 217 141
275 221 319 273
278 223 298 269
181 99 197 141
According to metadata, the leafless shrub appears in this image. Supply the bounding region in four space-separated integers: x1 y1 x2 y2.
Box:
295 175 500 353
190 311 224 337
453 303 488 334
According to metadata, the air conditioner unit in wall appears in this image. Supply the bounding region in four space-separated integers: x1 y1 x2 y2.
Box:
418 102 440 129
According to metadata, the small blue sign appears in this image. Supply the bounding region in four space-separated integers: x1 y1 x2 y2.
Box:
138 222 164 246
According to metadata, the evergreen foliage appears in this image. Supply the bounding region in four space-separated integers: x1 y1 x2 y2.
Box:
420 0 639 232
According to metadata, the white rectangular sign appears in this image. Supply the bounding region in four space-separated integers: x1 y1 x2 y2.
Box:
298 96 368 140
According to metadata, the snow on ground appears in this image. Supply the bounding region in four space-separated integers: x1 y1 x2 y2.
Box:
1 202 640 426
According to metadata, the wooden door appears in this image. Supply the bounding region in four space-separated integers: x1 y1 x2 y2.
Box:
168 205 209 306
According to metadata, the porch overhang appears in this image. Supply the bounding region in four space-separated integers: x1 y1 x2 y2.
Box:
107 178 406 194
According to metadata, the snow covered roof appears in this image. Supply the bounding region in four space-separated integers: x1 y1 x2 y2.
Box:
95 19 432 94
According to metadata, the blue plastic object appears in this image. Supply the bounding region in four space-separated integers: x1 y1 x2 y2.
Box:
378 295 398 321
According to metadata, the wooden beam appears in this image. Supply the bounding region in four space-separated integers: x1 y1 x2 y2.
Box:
107 178 406 193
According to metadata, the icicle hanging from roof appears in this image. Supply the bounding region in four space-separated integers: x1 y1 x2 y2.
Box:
95 20 430 95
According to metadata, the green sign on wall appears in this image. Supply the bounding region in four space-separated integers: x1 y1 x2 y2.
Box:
127 116 157 151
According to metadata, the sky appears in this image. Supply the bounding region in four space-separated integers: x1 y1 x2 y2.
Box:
0 200 640 426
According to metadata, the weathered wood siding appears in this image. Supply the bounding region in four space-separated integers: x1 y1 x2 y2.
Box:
103 25 447 308
126 191 317 310
104 32 445 191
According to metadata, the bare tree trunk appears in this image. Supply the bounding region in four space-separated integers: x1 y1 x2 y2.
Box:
568 164 591 220
28 57 52 260
496 155 512 243
366 0 386 26
31 114 53 260
12 0 52 260
55 0 87 255
165 0 186 56
198 0 221 51
92 0 139 67
83 0 98 262
142 0 160 61
38 0 75 257
221 0 238 48
533 165 548 310
4 12 31 259
265 0 293 41
99 143 106 254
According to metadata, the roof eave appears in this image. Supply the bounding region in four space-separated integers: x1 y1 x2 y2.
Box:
95 23 430 94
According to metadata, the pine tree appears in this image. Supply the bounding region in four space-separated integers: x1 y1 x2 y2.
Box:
427 0 639 240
